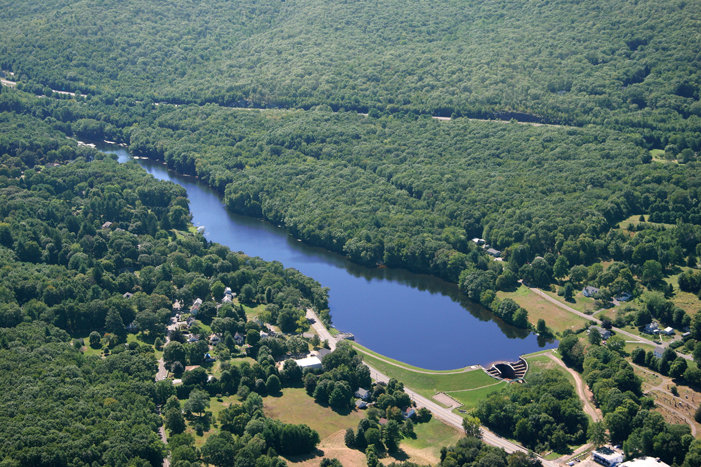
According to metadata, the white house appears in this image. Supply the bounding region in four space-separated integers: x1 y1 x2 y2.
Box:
661 327 674 336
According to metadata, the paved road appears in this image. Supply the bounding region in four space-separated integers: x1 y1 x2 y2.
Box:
528 286 692 361
306 308 558 466
155 317 179 467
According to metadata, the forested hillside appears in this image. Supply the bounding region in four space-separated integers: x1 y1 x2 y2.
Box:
1 0 700 139
0 109 331 464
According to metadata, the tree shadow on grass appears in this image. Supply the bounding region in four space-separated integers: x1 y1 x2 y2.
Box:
387 448 410 462
284 448 325 463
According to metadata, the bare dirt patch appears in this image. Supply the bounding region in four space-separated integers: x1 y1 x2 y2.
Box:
433 392 462 409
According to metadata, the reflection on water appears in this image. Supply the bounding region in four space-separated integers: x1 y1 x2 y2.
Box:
108 145 555 369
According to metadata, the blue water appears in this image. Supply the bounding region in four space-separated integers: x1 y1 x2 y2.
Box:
110 146 555 369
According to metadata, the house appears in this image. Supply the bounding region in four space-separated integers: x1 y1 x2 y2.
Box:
233 332 245 345
224 287 232 295
620 457 670 467
682 332 692 340
590 326 611 340
101 221 113 230
355 400 368 409
172 301 182 312
222 294 232 303
315 348 331 359
471 238 485 245
187 334 199 343
644 322 660 335
486 248 501 257
203 353 216 363
354 388 371 401
259 330 269 339
294 356 323 371
583 286 600 298
654 347 664 359
615 292 632 302
209 333 220 345
190 298 202 314
661 327 674 336
123 292 133 299
592 447 623 467
403 408 416 419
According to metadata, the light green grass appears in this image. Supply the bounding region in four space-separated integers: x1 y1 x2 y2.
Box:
402 418 462 453
353 343 474 373
358 351 498 401
498 285 589 334
543 289 596 315
446 382 507 409
665 270 701 316
263 387 363 438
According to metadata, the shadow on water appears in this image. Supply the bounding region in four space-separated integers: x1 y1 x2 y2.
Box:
105 144 556 369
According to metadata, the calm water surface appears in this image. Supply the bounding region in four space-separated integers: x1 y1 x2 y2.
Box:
108 146 555 369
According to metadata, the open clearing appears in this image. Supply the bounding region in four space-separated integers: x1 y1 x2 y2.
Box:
263 388 363 439
358 351 499 402
498 285 589 333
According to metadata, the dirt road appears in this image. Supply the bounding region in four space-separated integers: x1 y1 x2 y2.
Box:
546 352 602 422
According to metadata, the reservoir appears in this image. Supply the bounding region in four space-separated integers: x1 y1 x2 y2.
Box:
108 145 555 369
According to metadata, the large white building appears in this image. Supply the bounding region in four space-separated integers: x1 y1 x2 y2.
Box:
294 356 323 370
620 458 670 467
592 447 623 467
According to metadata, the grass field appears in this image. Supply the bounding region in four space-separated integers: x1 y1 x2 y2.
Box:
263 388 363 439
357 349 500 405
542 289 597 315
665 270 701 316
400 418 463 464
444 382 507 409
497 285 589 334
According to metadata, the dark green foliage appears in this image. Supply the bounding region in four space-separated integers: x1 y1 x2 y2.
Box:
0 322 165 465
439 436 542 466
476 369 587 452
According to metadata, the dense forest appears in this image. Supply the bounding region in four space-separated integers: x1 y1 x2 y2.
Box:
0 109 333 465
0 0 699 464
1 80 698 333
1 0 700 139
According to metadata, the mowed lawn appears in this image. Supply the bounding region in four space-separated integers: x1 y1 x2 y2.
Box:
444 381 507 409
263 388 363 439
498 285 589 334
358 352 497 398
400 418 464 464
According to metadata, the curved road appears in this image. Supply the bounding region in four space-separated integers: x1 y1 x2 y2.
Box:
527 286 692 361
306 309 557 467
546 352 601 422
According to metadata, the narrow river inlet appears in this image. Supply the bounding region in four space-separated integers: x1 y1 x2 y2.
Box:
107 144 555 369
